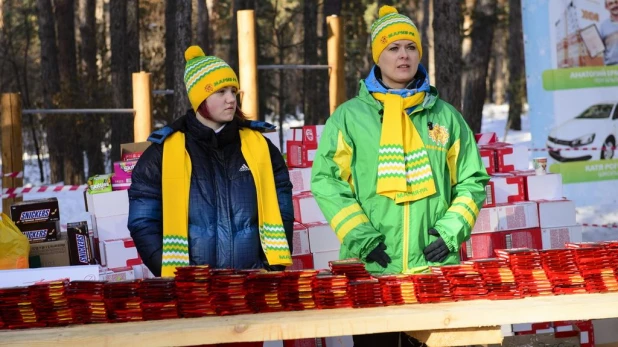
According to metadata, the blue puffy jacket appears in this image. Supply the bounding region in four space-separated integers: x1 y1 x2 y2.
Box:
128 110 294 276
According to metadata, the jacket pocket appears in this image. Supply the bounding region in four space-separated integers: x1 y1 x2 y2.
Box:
188 224 216 266
233 225 262 269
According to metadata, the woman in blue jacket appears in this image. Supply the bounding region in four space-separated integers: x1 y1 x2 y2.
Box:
128 46 294 278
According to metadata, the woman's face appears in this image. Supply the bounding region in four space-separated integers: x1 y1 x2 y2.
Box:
377 39 420 89
198 86 238 130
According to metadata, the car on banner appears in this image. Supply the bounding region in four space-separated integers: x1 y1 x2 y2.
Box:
546 102 618 162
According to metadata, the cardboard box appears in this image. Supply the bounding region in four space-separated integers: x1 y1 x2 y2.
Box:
463 228 542 259
490 174 525 204
537 199 577 228
287 141 317 168
500 333 580 347
472 202 540 234
120 141 150 162
542 225 583 250
293 223 311 255
263 131 282 153
488 144 529 173
86 190 130 218
512 322 553 335
113 160 138 180
288 125 324 147
483 181 496 208
111 176 132 191
479 148 496 175
554 320 594 347
93 214 131 242
0 265 100 288
100 266 135 282
312 250 340 270
18 220 60 243
10 198 60 225
133 264 155 280
289 168 313 194
101 238 142 269
525 173 563 201
29 237 70 267
305 221 340 253
475 132 498 145
288 254 314 270
292 192 326 224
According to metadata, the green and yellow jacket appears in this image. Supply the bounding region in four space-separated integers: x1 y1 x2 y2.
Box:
310 78 490 274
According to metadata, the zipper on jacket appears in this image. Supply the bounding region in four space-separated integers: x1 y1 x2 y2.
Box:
403 202 410 273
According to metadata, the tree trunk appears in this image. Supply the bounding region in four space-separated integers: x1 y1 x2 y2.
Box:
110 0 128 162
79 0 104 177
173 0 191 119
55 0 84 184
125 0 139 137
507 0 524 131
197 0 211 54
433 0 462 111
420 0 432 74
165 0 176 123
491 0 507 105
303 0 318 125
462 0 497 133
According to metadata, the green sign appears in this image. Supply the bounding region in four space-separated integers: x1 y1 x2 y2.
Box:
542 66 618 91
549 159 618 183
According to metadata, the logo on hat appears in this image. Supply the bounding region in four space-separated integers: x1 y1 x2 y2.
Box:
205 84 214 93
380 36 388 44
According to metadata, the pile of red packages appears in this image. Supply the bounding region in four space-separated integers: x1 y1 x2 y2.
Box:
210 270 251 316
104 280 143 323
567 242 618 293
0 286 43 329
312 271 352 309
245 271 285 313
539 249 587 295
464 258 521 300
29 280 74 327
279 270 318 311
409 273 452 303
347 278 384 308
139 278 178 321
376 274 418 306
431 265 488 301
330 259 372 280
496 249 553 297
174 265 215 317
68 280 109 324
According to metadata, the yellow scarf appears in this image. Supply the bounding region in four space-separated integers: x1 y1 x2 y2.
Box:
372 92 436 204
160 128 292 277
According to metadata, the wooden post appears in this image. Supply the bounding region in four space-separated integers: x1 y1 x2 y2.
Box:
1 93 24 213
327 15 345 115
237 10 258 121
132 72 152 142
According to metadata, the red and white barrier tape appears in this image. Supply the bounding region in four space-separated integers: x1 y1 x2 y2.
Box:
529 147 617 152
2 171 23 178
581 223 618 229
2 184 87 199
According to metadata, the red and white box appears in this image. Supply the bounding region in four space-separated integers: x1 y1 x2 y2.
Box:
85 190 129 218
472 201 539 234
313 250 340 270
541 225 583 250
475 132 498 145
537 199 576 228
101 238 142 269
289 168 313 194
93 214 130 242
292 192 325 224
523 173 563 201
287 254 314 270
305 221 340 253
286 141 317 168
490 174 525 204
292 222 311 256
485 143 529 172
288 125 324 147
554 320 594 347
479 148 496 175
483 181 496 208
99 266 135 282
462 228 542 260
512 322 554 335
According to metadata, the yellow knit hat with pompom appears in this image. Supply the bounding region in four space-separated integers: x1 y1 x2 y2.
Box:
370 5 422 64
183 45 239 111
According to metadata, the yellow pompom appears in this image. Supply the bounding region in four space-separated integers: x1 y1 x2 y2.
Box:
378 5 398 18
185 45 205 62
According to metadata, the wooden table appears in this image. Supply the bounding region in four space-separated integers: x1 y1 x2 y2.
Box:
2 293 618 347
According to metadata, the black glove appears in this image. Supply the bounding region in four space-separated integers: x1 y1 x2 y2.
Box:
423 229 450 263
365 242 391 268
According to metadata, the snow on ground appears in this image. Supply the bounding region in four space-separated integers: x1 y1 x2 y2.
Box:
2 103 617 242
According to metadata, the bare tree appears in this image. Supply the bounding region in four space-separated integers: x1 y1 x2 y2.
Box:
433 0 462 111
303 0 319 125
165 0 176 122
110 0 129 162
462 0 497 133
173 0 191 119
489 0 507 105
197 0 211 54
507 0 524 131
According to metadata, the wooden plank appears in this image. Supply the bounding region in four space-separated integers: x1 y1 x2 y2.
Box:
406 326 503 347
2 293 618 346
1 93 24 213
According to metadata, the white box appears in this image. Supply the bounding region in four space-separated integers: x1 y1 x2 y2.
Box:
537 199 576 228
525 174 563 201
133 264 155 279
305 221 340 253
93 214 130 242
292 192 326 224
490 175 525 204
293 222 311 255
289 168 313 194
102 238 142 269
541 225 583 249
263 131 281 153
312 250 340 270
472 208 500 233
86 190 129 218
100 266 135 282
0 265 100 288
472 202 539 234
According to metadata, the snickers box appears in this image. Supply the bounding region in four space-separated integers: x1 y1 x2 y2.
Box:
18 221 59 243
67 221 96 266
10 198 60 225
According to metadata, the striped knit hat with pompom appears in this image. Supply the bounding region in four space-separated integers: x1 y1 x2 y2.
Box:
184 45 239 111
370 5 422 63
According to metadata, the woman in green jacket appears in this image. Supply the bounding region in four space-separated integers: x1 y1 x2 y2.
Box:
311 6 490 346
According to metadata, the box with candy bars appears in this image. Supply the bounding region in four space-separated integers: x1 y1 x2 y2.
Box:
10 198 61 243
